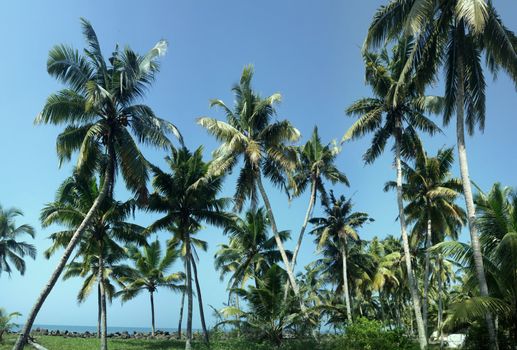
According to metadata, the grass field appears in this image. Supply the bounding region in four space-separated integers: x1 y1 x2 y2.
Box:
0 335 326 350
0 334 442 350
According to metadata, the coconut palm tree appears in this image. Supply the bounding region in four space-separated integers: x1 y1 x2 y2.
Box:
343 38 442 349
197 65 303 306
0 205 35 277
364 3 517 347
146 146 233 350
62 243 133 337
289 127 349 271
309 191 373 324
0 308 21 342
15 18 181 349
170 229 207 341
219 264 300 345
215 207 290 295
42 175 146 349
435 183 517 346
117 240 183 337
384 142 466 333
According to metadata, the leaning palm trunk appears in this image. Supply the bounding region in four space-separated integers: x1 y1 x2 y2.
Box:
256 175 306 312
150 292 155 337
395 130 427 350
341 240 352 324
185 233 193 350
13 158 114 350
99 248 108 350
284 178 317 299
291 178 317 270
423 217 432 334
177 290 185 339
455 59 498 350
191 258 209 345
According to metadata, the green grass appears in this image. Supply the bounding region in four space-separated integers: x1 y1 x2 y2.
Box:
0 335 328 350
0 334 432 350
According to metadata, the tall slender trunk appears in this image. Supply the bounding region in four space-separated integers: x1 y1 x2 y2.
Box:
177 290 185 339
97 283 101 338
423 217 432 335
341 239 353 324
256 175 304 308
13 153 114 350
185 232 193 350
150 291 155 337
291 177 317 270
395 127 427 350
455 54 498 350
99 247 108 350
191 258 209 345
437 255 444 350
284 178 317 298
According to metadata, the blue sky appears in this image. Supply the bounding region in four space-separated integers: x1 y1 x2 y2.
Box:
1 0 516 330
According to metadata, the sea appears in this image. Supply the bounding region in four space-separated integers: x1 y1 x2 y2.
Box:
12 324 182 334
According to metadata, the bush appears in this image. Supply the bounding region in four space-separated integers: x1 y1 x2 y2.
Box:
334 317 416 350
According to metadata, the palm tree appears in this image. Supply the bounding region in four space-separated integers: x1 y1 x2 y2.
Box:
197 65 304 306
171 230 207 341
364 3 517 348
435 183 517 346
219 264 300 345
289 127 349 271
146 146 233 350
384 142 466 334
366 237 403 327
310 191 373 324
215 207 290 295
16 18 181 349
117 240 183 337
62 244 132 337
42 175 146 349
0 308 21 342
0 205 35 277
343 39 442 349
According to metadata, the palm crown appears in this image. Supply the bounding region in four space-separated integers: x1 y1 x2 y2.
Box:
36 18 181 198
365 0 517 134
198 65 300 211
215 207 290 291
384 143 466 247
344 38 442 163
0 205 36 276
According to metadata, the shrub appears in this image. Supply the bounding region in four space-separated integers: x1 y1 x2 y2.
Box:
335 317 416 350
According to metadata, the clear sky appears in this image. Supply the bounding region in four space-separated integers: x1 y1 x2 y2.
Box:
1 0 516 330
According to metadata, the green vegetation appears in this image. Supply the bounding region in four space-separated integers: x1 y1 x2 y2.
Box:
2 2 517 350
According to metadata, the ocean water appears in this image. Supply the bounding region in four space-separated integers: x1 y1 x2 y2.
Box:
13 324 184 334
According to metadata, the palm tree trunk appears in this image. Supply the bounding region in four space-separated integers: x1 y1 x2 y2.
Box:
185 233 193 350
284 178 317 299
99 248 108 350
423 217 432 335
191 258 209 345
395 129 427 350
256 175 304 306
13 156 114 350
437 255 444 350
177 290 185 339
150 291 155 337
97 283 101 339
455 56 498 350
341 240 353 324
291 178 317 270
